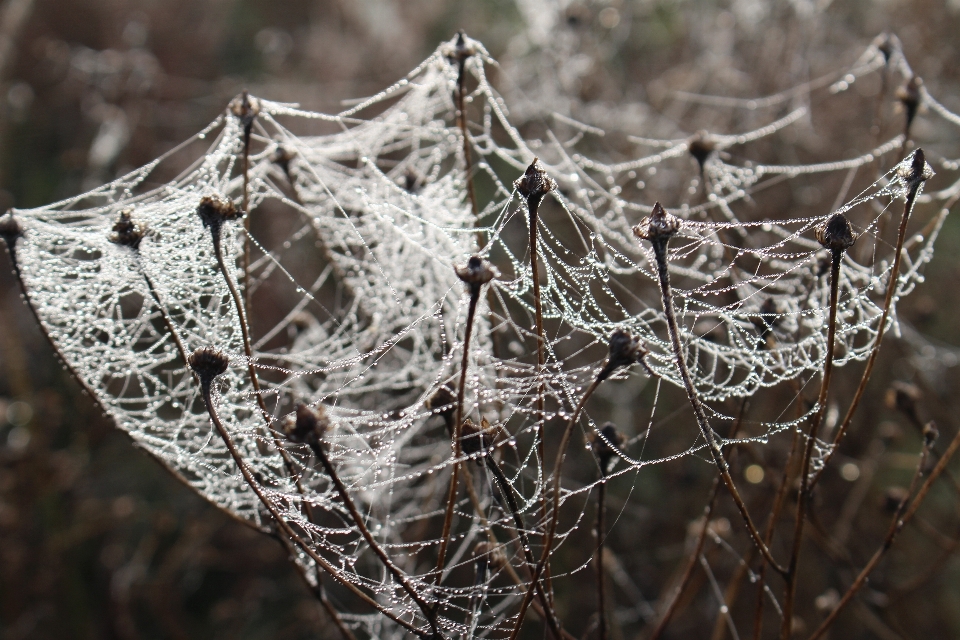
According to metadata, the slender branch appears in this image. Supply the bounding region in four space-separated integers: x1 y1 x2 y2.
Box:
635 203 787 576
229 91 259 315
189 355 430 639
782 213 855 638
808 423 952 640
811 149 931 491
448 31 479 226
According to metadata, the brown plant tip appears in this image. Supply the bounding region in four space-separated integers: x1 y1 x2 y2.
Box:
460 417 496 458
816 213 857 253
270 145 296 174
443 30 478 64
922 421 939 448
455 255 498 292
514 157 557 208
874 32 895 64
598 328 646 381
0 210 23 247
197 195 241 232
687 130 715 170
281 403 330 445
897 148 935 188
188 347 229 382
896 75 922 126
109 210 146 249
229 90 260 128
633 202 680 244
590 422 624 475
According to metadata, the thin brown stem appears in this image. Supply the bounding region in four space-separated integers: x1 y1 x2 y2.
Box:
812 149 929 491
646 228 786 576
781 245 843 638
808 426 957 640
196 379 430 638
596 479 608 640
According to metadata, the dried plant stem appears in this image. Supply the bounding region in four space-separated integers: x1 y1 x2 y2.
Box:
807 426 958 640
596 479 608 640
195 382 430 638
306 439 439 633
455 50 479 226
435 276 482 583
649 237 785 576
648 477 721 640
781 245 844 639
510 375 603 640
812 150 927 490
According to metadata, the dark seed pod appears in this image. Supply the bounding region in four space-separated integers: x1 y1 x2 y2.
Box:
473 540 506 570
460 418 496 458
229 91 260 129
687 131 715 172
598 328 646 382
197 195 241 233
816 213 857 253
896 75 922 129
923 421 939 448
633 202 680 244
281 403 330 445
897 148 934 189
188 347 229 384
0 210 23 248
270 145 296 177
443 30 478 65
514 157 557 209
590 422 624 476
109 210 146 249
455 256 498 294
427 384 456 435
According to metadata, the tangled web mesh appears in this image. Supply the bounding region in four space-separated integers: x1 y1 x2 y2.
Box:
7 32 958 638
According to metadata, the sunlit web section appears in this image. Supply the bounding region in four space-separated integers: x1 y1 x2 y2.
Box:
6 31 958 638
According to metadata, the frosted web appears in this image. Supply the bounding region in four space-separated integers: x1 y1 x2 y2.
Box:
4 32 957 638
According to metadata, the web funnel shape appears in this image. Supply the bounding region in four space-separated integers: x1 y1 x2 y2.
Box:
4 33 957 638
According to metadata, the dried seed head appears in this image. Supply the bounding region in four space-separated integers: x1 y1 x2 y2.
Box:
0 210 23 248
896 75 922 127
514 157 557 208
633 202 680 244
923 421 939 448
896 148 934 190
455 256 498 294
188 347 229 384
598 328 646 381
229 91 260 128
473 540 507 569
816 213 857 253
688 131 715 171
590 422 624 475
109 210 146 249
197 195 241 232
281 403 330 445
885 381 921 421
460 417 495 458
270 145 296 176
443 30 478 65
427 384 456 435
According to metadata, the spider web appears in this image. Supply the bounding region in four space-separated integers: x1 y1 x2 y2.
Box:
6 32 957 638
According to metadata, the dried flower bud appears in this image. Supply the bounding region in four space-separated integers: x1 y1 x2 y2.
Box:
0 210 23 248
896 75 922 128
896 148 934 190
427 384 456 435
598 328 646 381
633 202 680 244
590 422 624 476
460 418 495 458
687 130 715 171
923 421 939 448
514 157 557 209
109 210 146 249
473 540 506 569
885 381 921 422
188 347 229 384
281 403 330 445
197 195 241 233
455 256 498 294
271 145 296 177
816 213 857 253
229 91 260 129
443 30 478 65
874 32 895 64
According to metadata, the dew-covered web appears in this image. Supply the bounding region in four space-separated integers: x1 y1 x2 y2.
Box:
6 32 958 638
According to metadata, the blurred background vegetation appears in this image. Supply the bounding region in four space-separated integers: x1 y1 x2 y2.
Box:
2 0 960 638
